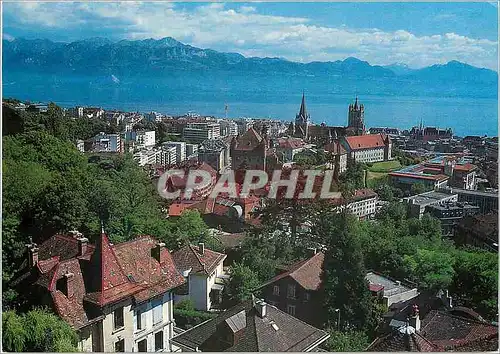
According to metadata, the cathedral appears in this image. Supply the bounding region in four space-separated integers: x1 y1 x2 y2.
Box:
288 94 365 145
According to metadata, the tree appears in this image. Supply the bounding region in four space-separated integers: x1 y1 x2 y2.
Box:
2 308 79 352
324 330 370 352
223 263 261 307
403 249 455 291
410 182 427 195
316 211 374 330
171 210 208 247
338 162 365 189
376 184 394 202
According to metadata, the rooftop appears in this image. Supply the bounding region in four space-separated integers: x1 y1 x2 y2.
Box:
404 191 457 206
171 299 329 352
366 272 416 297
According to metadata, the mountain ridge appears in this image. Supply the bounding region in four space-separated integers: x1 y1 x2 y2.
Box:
3 37 498 99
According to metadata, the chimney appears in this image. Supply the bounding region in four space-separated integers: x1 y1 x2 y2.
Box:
255 300 267 318
26 242 39 268
77 237 88 256
409 304 421 331
199 242 205 255
64 272 75 298
151 242 166 264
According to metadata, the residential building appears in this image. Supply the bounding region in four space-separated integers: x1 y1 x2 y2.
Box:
91 132 122 153
172 243 227 311
198 138 230 173
183 123 220 143
455 213 498 252
438 186 498 214
105 111 125 125
164 141 187 163
219 120 238 137
257 251 411 327
185 143 198 158
162 162 217 200
368 292 498 351
145 111 164 122
366 272 419 309
171 298 330 352
404 190 459 219
83 107 105 119
27 103 49 113
347 189 378 219
424 202 479 237
133 149 159 167
324 139 348 175
157 146 177 166
234 119 253 135
341 133 392 164
13 232 185 352
230 127 280 171
275 137 306 162
125 130 156 148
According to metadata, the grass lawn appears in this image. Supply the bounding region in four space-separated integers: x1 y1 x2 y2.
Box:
366 170 390 189
368 160 402 173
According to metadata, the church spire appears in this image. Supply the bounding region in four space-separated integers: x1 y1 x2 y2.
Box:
298 91 308 121
354 95 359 110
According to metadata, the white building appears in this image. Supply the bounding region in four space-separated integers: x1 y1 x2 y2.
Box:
145 111 164 122
172 243 227 311
18 233 186 352
219 120 238 137
347 189 378 219
134 149 159 166
183 123 220 143
185 144 198 158
157 146 177 166
342 134 392 164
164 141 187 163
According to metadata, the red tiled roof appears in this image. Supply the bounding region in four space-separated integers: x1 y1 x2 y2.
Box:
277 138 306 150
345 134 387 150
324 141 347 155
233 128 264 151
369 284 384 292
257 252 325 291
389 172 449 181
367 328 439 352
37 256 60 273
172 244 226 275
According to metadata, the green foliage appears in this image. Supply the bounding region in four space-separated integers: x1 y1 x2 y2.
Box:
324 329 370 352
293 149 327 167
403 249 455 291
339 162 365 190
451 249 498 319
410 182 429 195
2 308 79 352
376 184 394 201
223 263 261 307
367 160 402 173
171 210 208 247
173 300 216 329
316 211 374 331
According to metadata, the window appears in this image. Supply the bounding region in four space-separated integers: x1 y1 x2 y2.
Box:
304 292 310 302
273 285 280 296
136 310 142 330
287 284 296 299
114 339 125 352
287 304 296 316
152 299 163 325
155 331 164 351
137 339 147 352
56 277 68 297
114 307 124 330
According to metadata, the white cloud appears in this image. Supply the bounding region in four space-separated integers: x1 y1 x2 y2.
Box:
3 2 498 70
3 33 15 41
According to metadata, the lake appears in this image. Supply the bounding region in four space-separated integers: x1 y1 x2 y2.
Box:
3 72 497 137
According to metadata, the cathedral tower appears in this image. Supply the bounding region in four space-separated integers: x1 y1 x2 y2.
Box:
348 96 365 136
294 92 310 139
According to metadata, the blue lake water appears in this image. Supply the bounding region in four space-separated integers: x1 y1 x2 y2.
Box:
3 73 498 137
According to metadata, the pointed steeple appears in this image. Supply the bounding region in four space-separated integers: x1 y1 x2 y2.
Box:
354 95 359 110
298 91 308 121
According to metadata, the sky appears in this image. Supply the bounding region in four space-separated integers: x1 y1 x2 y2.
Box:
2 1 499 70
